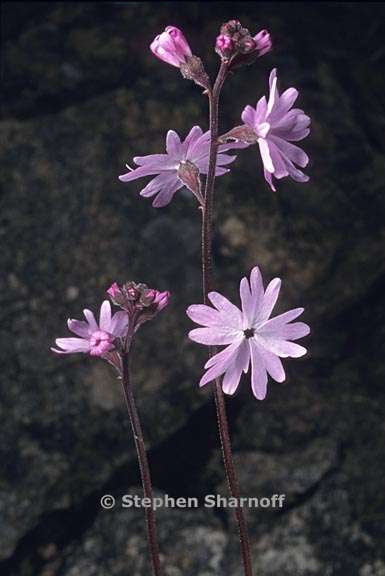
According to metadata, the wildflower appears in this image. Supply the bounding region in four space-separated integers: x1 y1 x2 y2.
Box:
119 126 245 207
186 266 310 400
51 301 128 356
150 26 192 68
220 69 310 191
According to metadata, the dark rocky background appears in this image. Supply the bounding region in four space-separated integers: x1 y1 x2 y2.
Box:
1 2 385 575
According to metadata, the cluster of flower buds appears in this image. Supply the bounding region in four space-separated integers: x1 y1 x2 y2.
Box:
107 281 170 332
215 20 272 67
150 26 210 90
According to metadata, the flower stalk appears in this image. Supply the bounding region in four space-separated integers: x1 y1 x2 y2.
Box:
201 61 254 576
121 332 162 576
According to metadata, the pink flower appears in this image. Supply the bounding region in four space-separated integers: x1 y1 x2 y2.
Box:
222 69 310 191
51 300 128 357
186 266 310 400
150 26 192 68
119 126 245 207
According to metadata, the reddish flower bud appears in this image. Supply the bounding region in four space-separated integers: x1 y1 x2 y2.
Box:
107 282 121 298
215 34 233 59
150 26 192 68
254 29 272 56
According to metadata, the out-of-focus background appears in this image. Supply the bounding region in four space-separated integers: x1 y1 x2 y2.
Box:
1 2 385 575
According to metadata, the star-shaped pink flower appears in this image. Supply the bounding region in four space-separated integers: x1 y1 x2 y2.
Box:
119 126 245 207
221 69 311 191
186 266 310 400
51 300 128 356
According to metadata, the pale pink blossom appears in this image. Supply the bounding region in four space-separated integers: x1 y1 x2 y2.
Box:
119 126 245 207
150 26 192 68
51 300 128 356
187 266 310 400
222 69 310 191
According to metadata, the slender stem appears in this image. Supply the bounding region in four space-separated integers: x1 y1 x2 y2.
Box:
201 61 254 576
121 347 161 576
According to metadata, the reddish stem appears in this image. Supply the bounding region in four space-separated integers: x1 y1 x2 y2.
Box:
201 61 254 576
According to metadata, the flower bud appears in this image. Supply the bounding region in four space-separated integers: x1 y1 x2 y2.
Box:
254 29 272 56
216 20 272 67
150 26 192 68
215 34 233 59
153 290 170 312
107 282 121 299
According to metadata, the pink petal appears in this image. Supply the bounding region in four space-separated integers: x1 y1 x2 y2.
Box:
257 336 307 358
186 304 224 327
254 96 268 124
140 173 180 198
268 136 309 168
83 309 98 332
249 339 268 400
241 105 256 127
166 130 182 156
119 165 163 182
110 311 129 337
199 361 228 388
254 342 286 383
133 154 174 167
250 267 264 303
261 321 310 341
260 308 304 331
239 277 254 328
222 340 250 395
99 300 112 332
208 292 243 329
259 278 281 321
267 70 279 116
188 327 240 346
263 167 276 191
257 138 274 174
67 319 90 338
52 337 91 354
265 140 289 178
184 126 204 155
204 337 245 369
151 178 183 207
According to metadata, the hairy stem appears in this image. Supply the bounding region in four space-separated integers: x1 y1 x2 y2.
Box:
121 347 162 576
201 61 254 576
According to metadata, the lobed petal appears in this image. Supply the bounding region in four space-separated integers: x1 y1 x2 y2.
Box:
99 300 112 332
110 311 129 338
188 327 240 346
222 340 250 395
52 337 91 354
249 339 268 400
259 278 281 322
67 319 90 338
208 291 243 329
186 304 225 328
83 309 99 332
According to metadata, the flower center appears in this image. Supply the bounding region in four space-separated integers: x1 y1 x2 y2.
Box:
243 328 255 339
89 330 114 356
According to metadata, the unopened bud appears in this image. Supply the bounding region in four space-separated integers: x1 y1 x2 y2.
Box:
150 26 192 68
